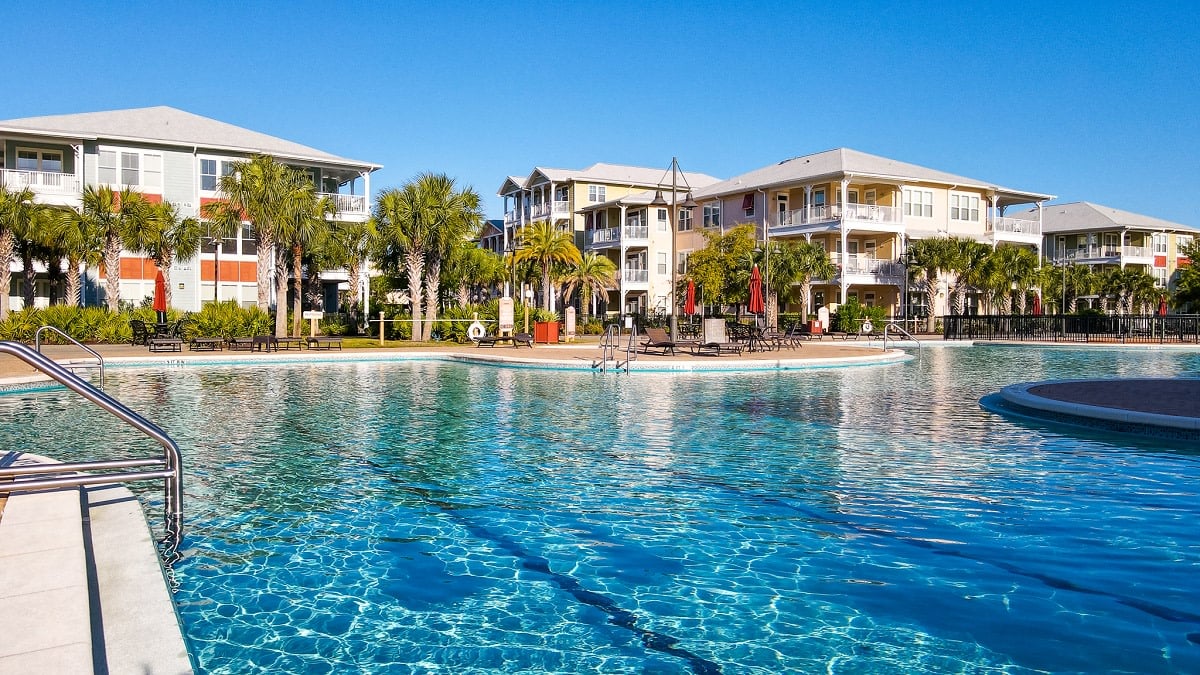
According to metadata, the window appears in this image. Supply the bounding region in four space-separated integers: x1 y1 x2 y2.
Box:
678 207 692 231
657 208 668 232
1154 267 1168 287
865 240 877 258
241 224 257 255
98 150 117 184
588 185 606 202
811 189 826 206
657 252 668 275
703 202 721 228
595 211 608 228
0 148 5 169
142 153 162 191
200 158 237 192
903 188 933 218
1153 233 1168 254
742 193 755 216
678 251 689 274
949 193 980 222
16 148 63 173
120 152 139 186
1178 235 1193 254
864 292 876 307
555 186 568 202
865 189 876 205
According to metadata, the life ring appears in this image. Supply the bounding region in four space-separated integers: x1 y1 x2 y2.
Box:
861 320 873 334
467 321 486 341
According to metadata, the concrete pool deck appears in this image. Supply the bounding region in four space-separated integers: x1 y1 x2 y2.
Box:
994 377 1200 438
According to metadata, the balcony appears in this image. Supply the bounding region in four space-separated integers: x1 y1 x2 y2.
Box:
773 203 903 235
624 269 649 284
587 225 649 249
530 200 571 221
834 254 906 285
0 169 81 205
504 209 520 225
986 216 1041 244
1068 245 1154 264
319 192 368 218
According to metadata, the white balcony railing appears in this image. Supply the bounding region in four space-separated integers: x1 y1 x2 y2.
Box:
1070 245 1153 260
589 227 621 245
319 192 368 214
1123 245 1152 259
624 225 648 241
530 203 549 219
552 200 570 216
504 210 520 225
833 254 906 281
0 169 80 195
987 216 1041 236
777 203 902 228
624 269 649 283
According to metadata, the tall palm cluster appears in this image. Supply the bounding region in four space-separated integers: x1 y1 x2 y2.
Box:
0 183 203 320
907 236 1164 330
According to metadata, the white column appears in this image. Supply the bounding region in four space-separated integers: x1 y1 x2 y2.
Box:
618 204 627 314
805 185 812 223
840 179 850 304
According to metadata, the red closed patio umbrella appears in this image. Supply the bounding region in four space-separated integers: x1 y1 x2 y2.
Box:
748 265 765 316
1032 292 1042 316
1158 296 1168 316
153 270 168 327
684 279 696 316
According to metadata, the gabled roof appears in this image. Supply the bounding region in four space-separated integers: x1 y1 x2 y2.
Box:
1012 201 1199 234
499 162 719 195
0 106 380 170
693 148 1052 203
577 189 692 212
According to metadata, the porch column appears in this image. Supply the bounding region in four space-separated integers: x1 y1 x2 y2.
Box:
805 185 812 223
840 226 849 304
618 204 628 315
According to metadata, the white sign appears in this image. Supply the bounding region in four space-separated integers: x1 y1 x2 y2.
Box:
302 311 324 320
498 297 515 332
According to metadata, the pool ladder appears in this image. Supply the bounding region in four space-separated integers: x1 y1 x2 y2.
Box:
35 325 105 389
872 322 923 357
0 341 183 563
593 324 635 373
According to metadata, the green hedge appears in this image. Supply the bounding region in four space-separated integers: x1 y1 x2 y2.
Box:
0 302 273 344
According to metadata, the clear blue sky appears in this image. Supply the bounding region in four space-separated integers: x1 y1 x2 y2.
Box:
3 1 1196 225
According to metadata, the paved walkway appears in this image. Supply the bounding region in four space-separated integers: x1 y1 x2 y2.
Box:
1028 379 1200 418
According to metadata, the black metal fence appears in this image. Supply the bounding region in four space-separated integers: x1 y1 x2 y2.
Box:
943 314 1200 344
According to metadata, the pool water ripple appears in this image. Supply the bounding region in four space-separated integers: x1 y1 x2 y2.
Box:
3 347 1200 672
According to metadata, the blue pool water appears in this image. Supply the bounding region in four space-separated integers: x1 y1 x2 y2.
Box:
4 346 1200 673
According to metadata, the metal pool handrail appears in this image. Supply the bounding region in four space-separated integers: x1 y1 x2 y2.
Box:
35 325 105 389
0 340 183 561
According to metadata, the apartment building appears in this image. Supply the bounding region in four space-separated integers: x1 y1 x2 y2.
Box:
1015 201 1196 288
498 163 717 314
687 148 1053 317
0 106 380 311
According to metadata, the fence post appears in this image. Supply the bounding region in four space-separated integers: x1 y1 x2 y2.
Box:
379 311 385 347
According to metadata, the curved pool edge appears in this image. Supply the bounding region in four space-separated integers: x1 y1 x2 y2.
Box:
981 378 1200 442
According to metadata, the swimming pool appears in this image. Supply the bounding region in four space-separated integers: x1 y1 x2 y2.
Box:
4 346 1200 673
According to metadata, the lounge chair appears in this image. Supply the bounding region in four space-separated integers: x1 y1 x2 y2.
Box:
688 341 744 356
130 320 150 346
148 336 182 352
640 327 681 355
188 337 224 351
306 336 343 350
475 332 534 348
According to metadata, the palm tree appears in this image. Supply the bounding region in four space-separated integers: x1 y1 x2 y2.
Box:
0 186 37 319
80 185 150 311
274 180 329 336
44 206 103 307
513 221 581 312
985 245 1039 314
906 237 954 332
442 242 506 305
789 240 836 319
16 206 58 308
1064 263 1098 312
412 174 485 341
372 184 433 342
949 238 993 314
562 252 618 321
321 220 376 326
206 155 312 323
123 201 202 308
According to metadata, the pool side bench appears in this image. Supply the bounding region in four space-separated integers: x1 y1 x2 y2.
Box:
474 333 533 348
307 336 343 350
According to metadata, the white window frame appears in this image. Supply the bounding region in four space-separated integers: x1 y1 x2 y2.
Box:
1153 266 1168 287
199 156 238 193
95 147 164 191
657 208 668 232
678 251 690 274
15 147 64 173
678 207 692 232
1153 233 1168 254
702 202 721 228
588 185 606 203
949 192 980 222
864 239 877 258
903 188 934 218
1177 234 1193 255
657 252 668 275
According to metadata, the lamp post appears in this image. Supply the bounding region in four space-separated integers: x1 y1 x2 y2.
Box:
650 158 698 341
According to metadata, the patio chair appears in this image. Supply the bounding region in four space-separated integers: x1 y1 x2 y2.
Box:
130 320 150 346
640 327 680 355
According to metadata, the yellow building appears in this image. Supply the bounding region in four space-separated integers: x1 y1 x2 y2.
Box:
498 163 717 313
687 148 1052 318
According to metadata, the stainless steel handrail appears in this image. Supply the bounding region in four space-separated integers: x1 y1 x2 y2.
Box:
0 341 182 561
879 322 922 354
35 325 105 389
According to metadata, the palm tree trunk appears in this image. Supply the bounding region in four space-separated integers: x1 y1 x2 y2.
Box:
423 258 442 342
105 234 122 311
22 249 36 308
159 249 175 307
542 264 552 311
292 244 304 336
405 251 424 342
0 230 13 320
274 247 288 337
256 236 275 311
924 276 939 333
65 256 82 307
347 260 361 327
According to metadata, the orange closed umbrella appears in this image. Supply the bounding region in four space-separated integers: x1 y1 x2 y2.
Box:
153 270 167 325
684 279 696 315
748 265 765 315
